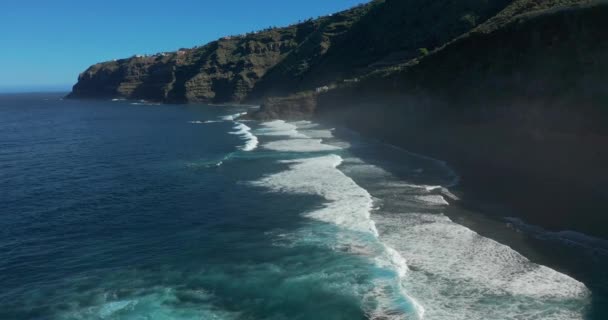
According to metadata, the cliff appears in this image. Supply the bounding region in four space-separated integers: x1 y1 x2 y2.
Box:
255 0 608 237
67 3 375 103
68 0 514 103
69 0 608 237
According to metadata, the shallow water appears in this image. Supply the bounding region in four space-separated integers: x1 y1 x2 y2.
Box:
0 93 602 319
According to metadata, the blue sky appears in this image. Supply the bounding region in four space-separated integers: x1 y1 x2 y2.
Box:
0 0 366 92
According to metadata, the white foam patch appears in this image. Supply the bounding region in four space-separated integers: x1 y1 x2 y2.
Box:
230 122 258 151
291 120 319 129
255 120 308 138
374 212 590 319
298 129 336 139
415 195 449 206
251 153 423 317
376 245 409 279
326 154 592 319
251 155 377 235
368 184 589 319
221 112 247 121
263 139 342 152
250 122 427 317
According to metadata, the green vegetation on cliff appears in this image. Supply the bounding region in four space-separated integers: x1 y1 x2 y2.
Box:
70 0 525 104
68 2 376 103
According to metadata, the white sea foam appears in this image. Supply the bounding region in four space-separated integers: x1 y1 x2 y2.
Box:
255 120 308 138
251 118 590 319
378 245 409 278
254 120 346 152
221 112 247 121
297 129 336 139
230 122 258 152
251 155 378 235
317 144 591 319
251 121 426 317
263 139 342 152
251 143 421 317
335 158 591 319
373 212 590 319
414 195 449 206
291 120 319 129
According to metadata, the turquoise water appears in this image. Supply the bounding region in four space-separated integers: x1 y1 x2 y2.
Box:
0 93 600 319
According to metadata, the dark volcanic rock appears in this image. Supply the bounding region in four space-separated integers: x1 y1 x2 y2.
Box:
247 92 319 121
310 1 608 237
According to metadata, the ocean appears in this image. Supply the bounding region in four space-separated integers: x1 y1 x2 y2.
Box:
0 93 605 319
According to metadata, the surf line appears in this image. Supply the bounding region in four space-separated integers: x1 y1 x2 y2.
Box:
250 120 426 318
229 114 259 152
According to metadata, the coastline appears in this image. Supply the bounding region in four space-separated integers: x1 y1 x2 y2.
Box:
253 118 592 318
66 96 608 315
442 186 608 319
316 104 608 240
326 122 608 317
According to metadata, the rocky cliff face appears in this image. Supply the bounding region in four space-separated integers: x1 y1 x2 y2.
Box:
68 26 309 103
68 0 515 103
67 3 376 103
302 1 608 237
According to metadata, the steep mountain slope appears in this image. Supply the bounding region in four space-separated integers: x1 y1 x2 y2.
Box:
68 0 515 103
247 0 513 99
67 3 375 103
68 24 315 103
254 0 608 236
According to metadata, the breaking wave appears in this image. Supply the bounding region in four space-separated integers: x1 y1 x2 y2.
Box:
230 122 258 152
221 112 248 121
250 121 424 318
249 119 591 319
339 150 591 320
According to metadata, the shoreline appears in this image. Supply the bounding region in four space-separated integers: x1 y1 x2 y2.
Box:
443 191 608 318
62 97 608 308
65 96 608 240
327 121 608 315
